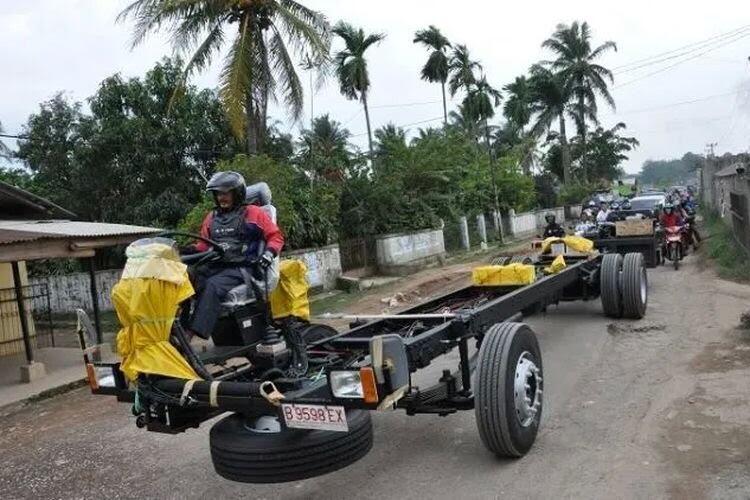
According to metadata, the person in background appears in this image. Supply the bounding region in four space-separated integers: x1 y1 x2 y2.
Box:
543 213 566 238
660 203 683 228
596 202 611 223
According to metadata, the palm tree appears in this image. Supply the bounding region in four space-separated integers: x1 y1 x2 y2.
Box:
332 22 385 159
414 26 452 125
528 65 574 184
374 123 407 157
0 121 11 161
448 44 482 97
542 21 616 141
464 75 502 214
298 114 351 182
118 0 330 155
448 103 480 139
502 76 533 133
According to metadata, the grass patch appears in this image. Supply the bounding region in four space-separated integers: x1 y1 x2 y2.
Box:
703 210 750 281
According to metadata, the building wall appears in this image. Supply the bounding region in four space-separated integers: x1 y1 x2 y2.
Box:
376 229 446 275
29 269 121 315
283 244 342 291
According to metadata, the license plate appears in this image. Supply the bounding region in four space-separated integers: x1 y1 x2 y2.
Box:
281 404 348 432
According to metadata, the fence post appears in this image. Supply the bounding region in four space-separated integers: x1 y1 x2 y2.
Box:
476 214 487 247
492 210 501 235
459 216 470 250
508 209 516 238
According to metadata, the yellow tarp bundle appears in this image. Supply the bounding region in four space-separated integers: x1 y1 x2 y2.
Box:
270 259 310 321
113 239 199 382
541 235 595 254
544 254 567 274
472 264 536 286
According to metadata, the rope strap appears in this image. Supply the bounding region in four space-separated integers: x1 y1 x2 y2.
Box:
209 381 220 407
179 379 197 406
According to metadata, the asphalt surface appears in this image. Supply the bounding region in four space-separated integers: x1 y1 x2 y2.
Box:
3 251 750 499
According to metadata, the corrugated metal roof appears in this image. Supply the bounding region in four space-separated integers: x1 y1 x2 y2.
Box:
0 220 160 246
716 163 743 177
0 181 77 219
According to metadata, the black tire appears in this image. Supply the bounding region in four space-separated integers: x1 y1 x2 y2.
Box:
300 323 338 344
491 256 511 266
210 410 373 483
621 253 648 319
475 322 543 458
600 253 623 318
509 255 533 265
670 245 679 270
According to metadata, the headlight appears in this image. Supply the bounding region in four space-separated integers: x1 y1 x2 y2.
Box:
329 371 364 399
86 363 118 390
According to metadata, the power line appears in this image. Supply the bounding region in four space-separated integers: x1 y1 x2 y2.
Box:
605 89 742 116
350 116 444 137
614 31 750 89
612 24 750 71
613 28 750 76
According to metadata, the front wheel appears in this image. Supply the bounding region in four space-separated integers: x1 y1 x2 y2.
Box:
475 322 543 458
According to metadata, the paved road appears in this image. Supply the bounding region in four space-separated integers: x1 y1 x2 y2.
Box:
3 252 750 499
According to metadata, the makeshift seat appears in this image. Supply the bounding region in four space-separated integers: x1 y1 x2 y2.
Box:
220 182 280 308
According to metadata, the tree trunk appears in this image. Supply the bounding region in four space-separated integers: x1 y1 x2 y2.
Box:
245 94 258 155
578 92 587 181
559 113 571 185
485 119 500 217
362 93 374 160
441 81 448 126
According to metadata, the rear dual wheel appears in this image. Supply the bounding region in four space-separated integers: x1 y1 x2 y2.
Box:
600 252 648 319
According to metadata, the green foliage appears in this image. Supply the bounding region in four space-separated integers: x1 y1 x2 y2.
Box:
118 0 330 153
181 154 338 250
704 210 750 281
639 153 702 187
559 182 593 205
16 58 238 227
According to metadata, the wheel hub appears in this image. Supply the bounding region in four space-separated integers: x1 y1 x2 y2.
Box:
514 352 542 428
244 415 282 433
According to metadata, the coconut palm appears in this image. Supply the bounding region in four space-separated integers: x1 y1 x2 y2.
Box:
542 21 616 140
118 0 330 155
332 22 385 159
528 65 574 184
502 76 533 133
298 114 351 182
448 103 480 139
448 44 482 97
0 121 11 161
413 26 452 125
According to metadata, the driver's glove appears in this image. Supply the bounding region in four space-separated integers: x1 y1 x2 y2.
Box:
259 250 275 269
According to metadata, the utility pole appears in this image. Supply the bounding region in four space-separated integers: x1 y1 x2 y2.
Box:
705 142 717 158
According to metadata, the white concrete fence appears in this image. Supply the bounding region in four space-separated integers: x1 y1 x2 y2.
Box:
375 229 446 276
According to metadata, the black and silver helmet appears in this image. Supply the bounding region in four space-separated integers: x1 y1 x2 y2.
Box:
206 171 246 207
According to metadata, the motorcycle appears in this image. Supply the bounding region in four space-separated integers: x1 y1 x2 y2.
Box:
664 226 686 270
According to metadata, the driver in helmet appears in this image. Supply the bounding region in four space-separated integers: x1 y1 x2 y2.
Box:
543 213 566 238
660 203 683 228
185 171 284 340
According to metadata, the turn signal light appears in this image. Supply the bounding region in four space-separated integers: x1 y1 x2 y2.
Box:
359 367 379 404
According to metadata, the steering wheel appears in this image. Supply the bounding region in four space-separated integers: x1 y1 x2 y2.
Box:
156 231 224 266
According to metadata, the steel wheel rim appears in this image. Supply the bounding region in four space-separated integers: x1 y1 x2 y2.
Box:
513 351 542 428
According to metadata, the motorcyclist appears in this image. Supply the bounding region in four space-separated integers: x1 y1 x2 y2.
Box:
660 203 683 228
184 171 284 340
582 201 597 220
543 213 566 238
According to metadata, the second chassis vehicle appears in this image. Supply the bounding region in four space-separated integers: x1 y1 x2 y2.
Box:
82 239 649 484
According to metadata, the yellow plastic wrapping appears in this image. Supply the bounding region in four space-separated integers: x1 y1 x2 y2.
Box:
113 238 199 382
270 259 311 321
544 254 567 274
541 235 594 254
472 264 536 286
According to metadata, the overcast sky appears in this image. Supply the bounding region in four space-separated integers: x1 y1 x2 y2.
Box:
3 0 750 174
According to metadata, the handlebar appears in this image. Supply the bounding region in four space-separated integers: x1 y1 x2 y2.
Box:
156 231 224 265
